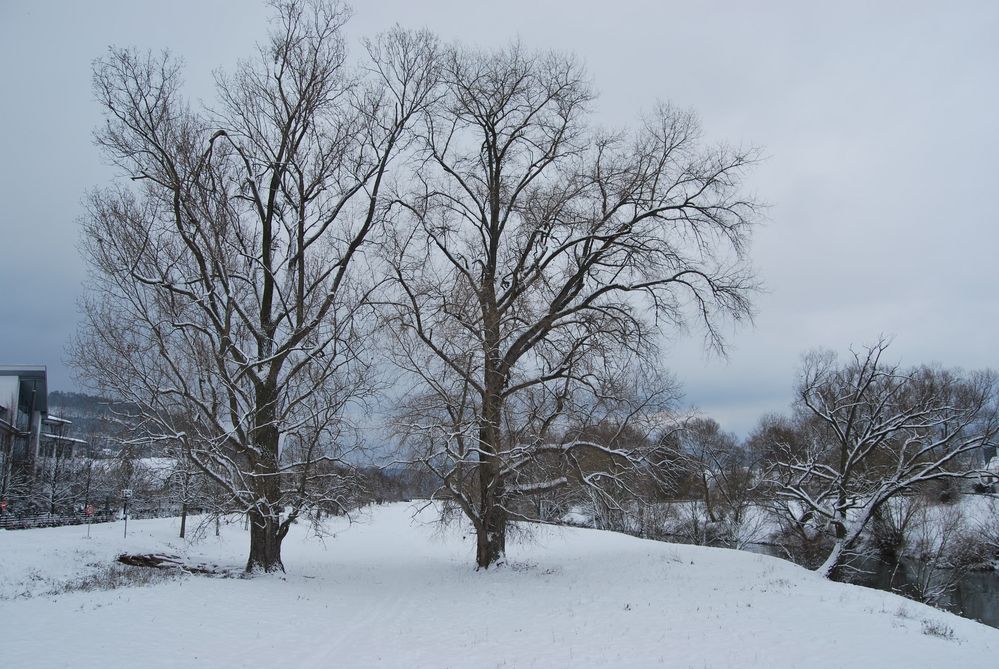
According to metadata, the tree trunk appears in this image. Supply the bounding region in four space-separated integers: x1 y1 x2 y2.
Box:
475 441 507 568
245 380 285 573
179 460 190 539
476 492 507 569
475 374 507 569
817 539 850 580
816 507 870 579
702 473 716 523
246 509 284 573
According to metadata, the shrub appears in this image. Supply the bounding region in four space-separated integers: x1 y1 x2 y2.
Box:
51 563 174 595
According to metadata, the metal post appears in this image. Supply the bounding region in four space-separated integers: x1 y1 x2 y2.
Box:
122 488 132 538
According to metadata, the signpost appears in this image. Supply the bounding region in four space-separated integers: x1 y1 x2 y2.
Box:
122 489 132 539
85 504 95 538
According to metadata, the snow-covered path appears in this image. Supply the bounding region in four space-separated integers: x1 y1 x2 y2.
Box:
1 503 996 668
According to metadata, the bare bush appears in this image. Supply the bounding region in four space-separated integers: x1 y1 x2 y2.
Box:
51 563 175 595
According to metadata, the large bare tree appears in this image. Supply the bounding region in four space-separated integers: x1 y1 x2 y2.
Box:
74 0 438 572
385 43 760 568
765 340 999 578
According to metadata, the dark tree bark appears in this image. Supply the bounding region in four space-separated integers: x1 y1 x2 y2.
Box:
179 501 187 540
247 509 285 573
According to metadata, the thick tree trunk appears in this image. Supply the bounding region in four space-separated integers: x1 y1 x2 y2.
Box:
475 368 507 569
476 502 507 569
817 540 846 579
817 511 851 579
475 443 507 568
246 509 284 573
179 501 187 539
816 503 874 580
246 380 285 574
472 245 511 569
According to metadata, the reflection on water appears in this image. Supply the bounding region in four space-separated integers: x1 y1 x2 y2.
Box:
748 544 999 629
852 555 999 629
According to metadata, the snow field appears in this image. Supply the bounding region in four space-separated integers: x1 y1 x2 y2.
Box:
1 503 997 668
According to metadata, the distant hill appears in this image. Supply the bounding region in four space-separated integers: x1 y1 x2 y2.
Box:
47 391 121 450
48 390 112 415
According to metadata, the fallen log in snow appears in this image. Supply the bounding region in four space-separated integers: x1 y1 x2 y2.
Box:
116 553 222 575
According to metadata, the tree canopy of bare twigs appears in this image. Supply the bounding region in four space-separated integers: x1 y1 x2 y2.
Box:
675 417 757 527
384 41 760 568
764 339 999 578
73 0 439 572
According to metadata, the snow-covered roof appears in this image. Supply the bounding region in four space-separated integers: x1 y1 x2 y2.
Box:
41 432 87 445
43 414 72 426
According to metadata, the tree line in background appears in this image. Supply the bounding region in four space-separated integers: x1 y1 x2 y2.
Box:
0 391 436 534
555 338 999 592
68 0 997 585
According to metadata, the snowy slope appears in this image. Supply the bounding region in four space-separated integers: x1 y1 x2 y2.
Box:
1 503 996 669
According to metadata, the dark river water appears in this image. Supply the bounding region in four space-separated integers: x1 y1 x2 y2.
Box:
747 544 999 629
852 555 999 628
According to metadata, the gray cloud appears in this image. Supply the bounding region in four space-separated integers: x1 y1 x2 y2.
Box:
2 0 996 435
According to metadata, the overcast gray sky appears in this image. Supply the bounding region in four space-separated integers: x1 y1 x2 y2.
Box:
1 0 997 436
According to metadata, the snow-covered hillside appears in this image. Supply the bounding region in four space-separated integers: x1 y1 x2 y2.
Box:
1 503 996 668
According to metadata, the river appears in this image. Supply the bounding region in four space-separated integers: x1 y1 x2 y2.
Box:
747 544 999 629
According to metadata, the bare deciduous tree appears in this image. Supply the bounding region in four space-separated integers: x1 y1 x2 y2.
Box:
385 42 760 568
667 417 764 547
765 340 999 578
73 0 438 572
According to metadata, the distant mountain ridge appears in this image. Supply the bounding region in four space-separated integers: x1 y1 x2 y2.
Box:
47 391 117 446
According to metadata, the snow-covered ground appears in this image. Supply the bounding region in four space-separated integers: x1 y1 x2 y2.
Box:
1 503 997 668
